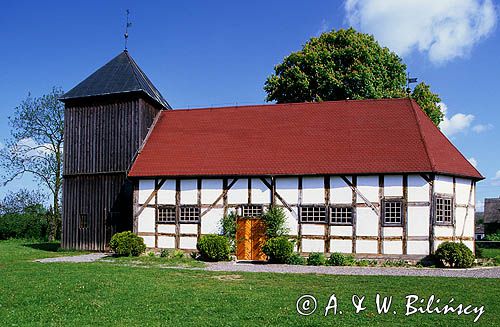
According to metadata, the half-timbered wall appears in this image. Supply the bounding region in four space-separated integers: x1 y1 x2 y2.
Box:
135 174 476 256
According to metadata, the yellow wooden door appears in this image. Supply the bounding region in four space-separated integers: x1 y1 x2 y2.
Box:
236 218 267 261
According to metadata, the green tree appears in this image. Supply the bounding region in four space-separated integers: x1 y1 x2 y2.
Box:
411 82 443 125
0 87 64 241
264 28 443 125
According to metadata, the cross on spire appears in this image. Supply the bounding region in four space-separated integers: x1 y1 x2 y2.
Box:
124 9 132 50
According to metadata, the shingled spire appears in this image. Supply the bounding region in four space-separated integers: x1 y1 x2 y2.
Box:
61 51 171 109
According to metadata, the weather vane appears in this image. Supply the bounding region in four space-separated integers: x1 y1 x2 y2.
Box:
124 9 132 50
406 72 418 95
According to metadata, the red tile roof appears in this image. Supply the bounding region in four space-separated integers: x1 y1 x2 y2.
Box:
128 99 483 179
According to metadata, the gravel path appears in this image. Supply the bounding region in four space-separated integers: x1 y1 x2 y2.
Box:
36 253 108 263
205 261 500 279
35 254 500 278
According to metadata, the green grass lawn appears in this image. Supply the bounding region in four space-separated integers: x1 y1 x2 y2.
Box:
0 240 498 326
479 247 500 265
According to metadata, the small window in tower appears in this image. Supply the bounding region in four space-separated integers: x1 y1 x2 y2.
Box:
79 213 88 229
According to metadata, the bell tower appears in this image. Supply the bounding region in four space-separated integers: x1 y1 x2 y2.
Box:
60 51 170 250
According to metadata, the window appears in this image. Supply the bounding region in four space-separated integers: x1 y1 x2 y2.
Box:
435 196 453 225
79 214 88 229
383 200 403 225
241 205 263 217
179 206 200 223
330 206 353 225
157 206 176 223
300 206 327 223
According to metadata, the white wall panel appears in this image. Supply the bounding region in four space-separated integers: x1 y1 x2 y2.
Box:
455 178 472 205
180 179 197 205
357 176 379 203
407 241 429 255
201 179 223 205
284 208 299 236
408 175 429 202
356 240 378 254
302 177 325 204
276 178 299 205
383 227 403 237
356 207 379 236
330 225 352 237
139 179 155 204
141 236 155 248
455 207 475 238
330 176 352 204
227 178 248 204
301 224 325 236
434 226 454 237
407 207 430 236
138 207 155 233
434 175 453 195
330 240 352 253
384 175 403 197
157 224 176 234
463 240 474 252
157 179 176 205
301 239 324 253
201 208 223 234
180 224 198 234
383 241 402 254
158 236 175 249
179 237 197 250
251 178 271 204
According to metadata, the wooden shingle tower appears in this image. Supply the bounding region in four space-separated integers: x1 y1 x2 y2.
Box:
60 51 170 250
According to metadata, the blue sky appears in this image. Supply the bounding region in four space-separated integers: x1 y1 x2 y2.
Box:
0 0 498 209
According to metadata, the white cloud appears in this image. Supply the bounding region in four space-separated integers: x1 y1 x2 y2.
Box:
438 102 475 136
467 157 478 167
317 19 330 36
472 123 494 133
345 0 497 64
492 170 500 186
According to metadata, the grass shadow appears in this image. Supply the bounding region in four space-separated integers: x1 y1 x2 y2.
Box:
23 242 61 252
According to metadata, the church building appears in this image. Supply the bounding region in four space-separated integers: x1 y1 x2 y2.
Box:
60 51 482 259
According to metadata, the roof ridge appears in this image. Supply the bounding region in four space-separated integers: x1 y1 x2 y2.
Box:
408 98 436 172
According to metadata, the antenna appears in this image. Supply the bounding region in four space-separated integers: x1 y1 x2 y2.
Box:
124 9 132 50
406 72 418 95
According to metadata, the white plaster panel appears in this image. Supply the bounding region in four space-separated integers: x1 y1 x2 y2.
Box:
180 224 198 234
157 179 176 205
180 179 197 205
139 179 155 204
383 227 403 237
330 176 352 204
433 240 444 252
407 241 429 255
227 178 248 204
434 226 454 237
301 224 325 236
201 179 223 205
179 237 197 250
356 207 379 236
434 175 453 195
284 207 299 236
330 240 352 253
356 176 379 203
302 177 325 204
407 175 430 202
463 241 474 252
455 207 475 238
276 177 298 205
251 178 271 204
138 207 155 233
384 175 403 197
201 208 223 234
356 240 378 254
455 178 472 205
330 225 352 237
383 241 403 254
157 236 175 249
141 236 155 248
407 206 430 236
301 239 324 253
157 224 176 234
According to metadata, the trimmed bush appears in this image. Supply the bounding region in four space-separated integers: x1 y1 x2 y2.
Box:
286 252 306 265
197 234 230 261
435 241 475 268
307 252 326 266
328 252 348 266
262 237 294 263
109 231 146 257
262 207 289 238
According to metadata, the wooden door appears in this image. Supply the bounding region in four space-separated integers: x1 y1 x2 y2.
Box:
236 218 267 261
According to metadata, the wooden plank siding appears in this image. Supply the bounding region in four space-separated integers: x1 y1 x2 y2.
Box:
62 95 162 250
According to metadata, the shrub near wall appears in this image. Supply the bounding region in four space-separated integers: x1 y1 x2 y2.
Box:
262 237 294 263
109 231 146 257
435 242 475 268
197 234 230 261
